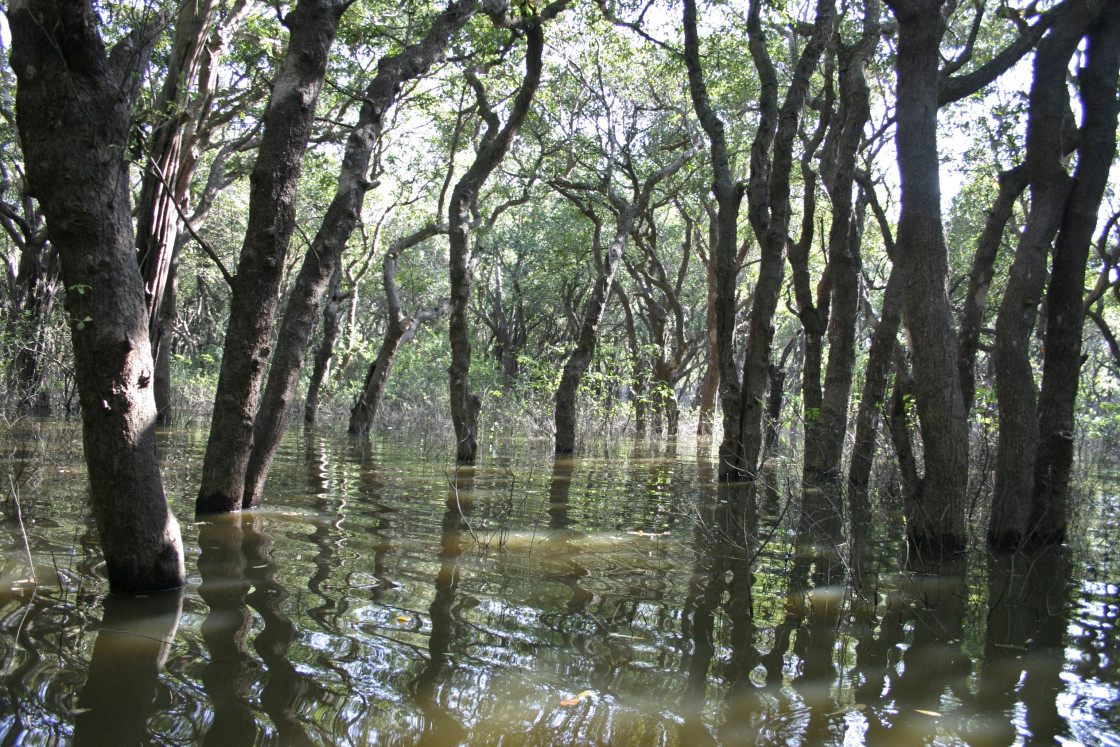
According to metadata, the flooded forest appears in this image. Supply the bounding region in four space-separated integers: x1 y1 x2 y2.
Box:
1 0 1119 743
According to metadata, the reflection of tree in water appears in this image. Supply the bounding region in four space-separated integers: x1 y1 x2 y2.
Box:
409 467 472 747
198 514 326 745
197 517 259 746
73 589 184 746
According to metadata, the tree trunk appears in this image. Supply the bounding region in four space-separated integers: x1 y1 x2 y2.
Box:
1033 2 1120 544
304 266 342 426
449 23 545 462
806 9 877 503
884 0 968 555
957 164 1027 414
848 260 904 542
555 207 634 453
349 225 450 435
241 0 475 507
196 0 347 514
9 0 185 592
990 4 1087 547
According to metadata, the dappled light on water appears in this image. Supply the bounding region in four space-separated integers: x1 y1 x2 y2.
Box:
0 423 1117 744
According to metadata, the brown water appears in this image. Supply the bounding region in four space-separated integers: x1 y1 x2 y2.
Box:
0 420 1117 745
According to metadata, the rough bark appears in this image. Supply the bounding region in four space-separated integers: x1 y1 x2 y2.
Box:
8 0 185 591
241 0 475 507
1032 2 1120 544
884 0 969 555
196 0 347 514
991 1 1093 547
348 224 450 435
449 23 546 462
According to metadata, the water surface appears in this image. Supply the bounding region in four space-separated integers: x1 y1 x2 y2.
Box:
0 422 1116 745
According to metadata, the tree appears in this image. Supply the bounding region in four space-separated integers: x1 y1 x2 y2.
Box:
447 7 563 462
8 0 184 591
196 0 349 514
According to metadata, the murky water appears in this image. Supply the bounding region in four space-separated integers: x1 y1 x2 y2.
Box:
0 421 1117 745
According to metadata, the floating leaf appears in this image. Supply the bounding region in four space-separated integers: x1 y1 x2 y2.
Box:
627 530 670 537
559 690 597 706
396 615 412 623
915 709 941 717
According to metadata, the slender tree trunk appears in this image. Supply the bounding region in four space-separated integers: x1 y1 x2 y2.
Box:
884 0 968 555
241 1 475 507
449 24 546 462
196 0 347 514
1033 2 1120 544
349 226 449 435
737 0 835 481
9 0 185 592
683 0 746 479
555 207 636 453
304 266 342 426
957 164 1027 414
848 260 904 539
806 11 877 505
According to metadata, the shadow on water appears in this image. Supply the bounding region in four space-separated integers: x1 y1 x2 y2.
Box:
0 424 1118 744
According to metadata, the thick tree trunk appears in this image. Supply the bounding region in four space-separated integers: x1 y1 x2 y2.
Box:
196 0 347 514
884 0 968 555
9 0 185 592
990 6 1087 546
1033 3 1120 545
241 2 474 507
449 24 545 462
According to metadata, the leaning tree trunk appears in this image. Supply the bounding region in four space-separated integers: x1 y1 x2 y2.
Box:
555 204 636 454
1033 3 1120 545
884 0 969 555
448 23 545 462
9 0 185 592
196 0 347 514
348 224 449 436
241 0 475 507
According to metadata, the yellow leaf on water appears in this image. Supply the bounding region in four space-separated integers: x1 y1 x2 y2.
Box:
915 709 941 717
559 690 597 706
396 615 412 623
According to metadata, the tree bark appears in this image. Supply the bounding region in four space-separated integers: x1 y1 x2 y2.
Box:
1033 1 1120 545
884 0 969 555
241 0 476 507
196 0 347 514
9 0 185 592
990 1 1092 547
449 23 546 462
